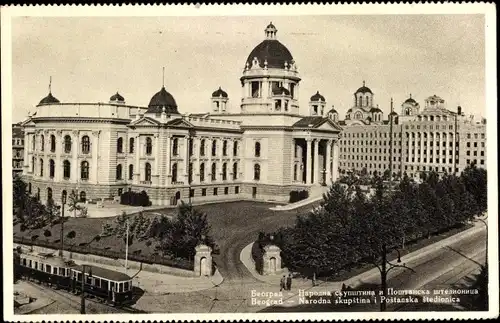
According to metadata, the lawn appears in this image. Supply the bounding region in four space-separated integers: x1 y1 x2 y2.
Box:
13 200 320 268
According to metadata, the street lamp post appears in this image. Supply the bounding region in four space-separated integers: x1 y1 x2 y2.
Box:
59 193 67 257
125 218 129 270
477 215 488 266
378 245 415 312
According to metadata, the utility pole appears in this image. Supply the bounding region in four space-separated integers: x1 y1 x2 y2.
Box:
59 194 67 257
125 218 129 270
389 98 394 183
81 264 86 314
380 244 388 312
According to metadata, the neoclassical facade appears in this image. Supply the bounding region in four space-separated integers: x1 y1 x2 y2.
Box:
21 23 341 205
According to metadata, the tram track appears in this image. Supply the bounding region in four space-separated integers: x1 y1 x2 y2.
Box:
21 279 147 314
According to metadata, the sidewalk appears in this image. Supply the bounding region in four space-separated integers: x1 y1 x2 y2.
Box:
270 186 328 211
239 222 486 308
73 259 224 295
14 281 55 314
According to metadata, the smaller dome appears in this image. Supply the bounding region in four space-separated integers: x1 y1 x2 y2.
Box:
212 87 228 98
328 106 337 113
404 94 416 104
266 21 276 30
370 107 383 113
389 111 398 116
38 92 60 105
110 92 125 102
355 81 373 94
272 86 290 96
147 86 179 114
310 91 325 102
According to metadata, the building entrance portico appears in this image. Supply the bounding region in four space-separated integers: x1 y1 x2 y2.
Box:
291 137 339 186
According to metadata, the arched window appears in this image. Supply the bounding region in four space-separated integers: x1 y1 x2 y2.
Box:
32 136 35 151
129 137 134 153
294 164 298 181
28 183 32 194
172 138 179 156
64 135 72 153
128 164 134 180
365 96 369 106
355 111 363 120
255 142 261 157
31 157 34 173
145 162 151 182
50 135 56 152
233 162 238 180
36 188 40 200
79 191 86 203
172 163 178 183
49 159 55 178
39 159 44 177
211 162 217 181
80 161 89 180
116 164 122 180
254 164 261 181
47 188 52 202
145 137 152 155
211 140 217 156
62 190 67 202
200 139 206 156
233 141 238 156
223 140 228 156
222 163 227 181
117 137 123 153
63 160 71 179
200 163 205 182
81 135 90 154
41 135 45 152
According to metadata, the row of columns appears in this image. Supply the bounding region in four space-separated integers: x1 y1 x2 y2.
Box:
296 138 339 185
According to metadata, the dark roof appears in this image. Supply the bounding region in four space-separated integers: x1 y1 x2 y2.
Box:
272 86 290 96
147 86 179 114
73 264 131 282
347 108 352 113
212 87 228 98
328 107 337 113
355 86 373 94
246 39 294 69
389 111 398 116
310 91 325 102
38 92 60 106
110 92 125 102
338 120 346 126
293 116 326 128
370 107 383 113
12 125 24 138
266 22 276 29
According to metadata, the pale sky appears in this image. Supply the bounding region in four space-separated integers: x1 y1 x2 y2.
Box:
11 15 485 123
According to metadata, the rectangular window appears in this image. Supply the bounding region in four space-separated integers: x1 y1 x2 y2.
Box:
213 188 218 196
251 81 260 98
480 159 485 165
235 186 239 194
202 188 207 196
190 189 195 197
224 187 229 195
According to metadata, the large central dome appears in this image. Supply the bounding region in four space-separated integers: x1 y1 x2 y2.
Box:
245 22 294 69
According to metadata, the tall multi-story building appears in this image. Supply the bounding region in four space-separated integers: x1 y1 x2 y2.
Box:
12 123 25 177
20 23 341 205
335 84 487 180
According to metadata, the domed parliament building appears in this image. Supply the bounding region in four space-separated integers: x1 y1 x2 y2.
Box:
21 23 342 205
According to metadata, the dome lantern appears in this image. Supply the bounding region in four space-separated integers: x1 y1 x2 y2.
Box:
211 86 229 114
265 22 277 40
109 91 125 104
147 86 179 115
309 91 326 117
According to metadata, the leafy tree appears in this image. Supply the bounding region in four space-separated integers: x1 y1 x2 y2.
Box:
43 229 52 238
67 190 80 217
13 175 28 219
45 197 60 226
461 164 487 214
159 202 215 260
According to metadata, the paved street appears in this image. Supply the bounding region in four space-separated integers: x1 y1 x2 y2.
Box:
261 224 487 312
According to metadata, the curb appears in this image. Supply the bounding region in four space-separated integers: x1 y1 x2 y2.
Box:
240 242 287 285
270 196 323 211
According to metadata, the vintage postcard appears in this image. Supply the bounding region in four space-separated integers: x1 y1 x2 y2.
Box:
2 3 498 322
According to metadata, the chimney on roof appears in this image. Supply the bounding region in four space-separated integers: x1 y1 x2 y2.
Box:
457 106 462 116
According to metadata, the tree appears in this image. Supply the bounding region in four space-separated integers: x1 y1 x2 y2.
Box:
45 197 61 226
13 175 28 220
159 202 215 260
67 190 78 217
461 164 487 215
